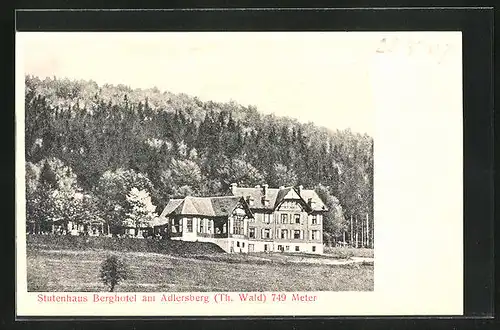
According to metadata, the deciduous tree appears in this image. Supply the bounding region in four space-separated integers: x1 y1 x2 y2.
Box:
125 187 158 236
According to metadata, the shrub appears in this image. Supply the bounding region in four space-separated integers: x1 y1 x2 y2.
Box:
99 255 129 292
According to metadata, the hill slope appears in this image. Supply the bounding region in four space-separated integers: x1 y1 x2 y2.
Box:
24 75 373 243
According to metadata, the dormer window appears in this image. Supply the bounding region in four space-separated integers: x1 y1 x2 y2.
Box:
308 198 315 209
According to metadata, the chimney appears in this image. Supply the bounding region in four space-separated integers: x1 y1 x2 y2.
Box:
262 184 268 196
261 184 270 206
298 185 303 195
230 183 238 194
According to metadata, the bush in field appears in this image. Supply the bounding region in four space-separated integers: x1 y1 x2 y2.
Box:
99 255 129 292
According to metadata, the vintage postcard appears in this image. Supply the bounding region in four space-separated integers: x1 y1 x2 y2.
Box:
16 31 463 317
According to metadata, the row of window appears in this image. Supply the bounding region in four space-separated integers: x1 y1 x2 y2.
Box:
175 217 320 237
234 242 317 253
249 213 273 224
180 218 242 235
277 245 317 252
248 228 320 240
249 213 319 224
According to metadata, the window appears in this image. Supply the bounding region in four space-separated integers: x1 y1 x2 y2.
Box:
233 216 244 235
278 245 283 251
295 246 300 252
249 227 255 238
294 214 301 224
281 214 288 224
236 241 240 247
186 218 193 232
199 219 204 233
263 228 271 239
285 245 290 251
312 214 317 224
312 246 316 252
264 214 271 224
281 229 288 239
264 244 268 251
312 230 319 240
242 242 245 248
294 230 301 239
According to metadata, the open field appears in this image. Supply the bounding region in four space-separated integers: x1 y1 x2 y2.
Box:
26 235 374 292
27 248 373 292
323 246 375 259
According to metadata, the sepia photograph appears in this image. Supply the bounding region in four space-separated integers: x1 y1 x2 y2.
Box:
16 28 464 317
22 32 374 293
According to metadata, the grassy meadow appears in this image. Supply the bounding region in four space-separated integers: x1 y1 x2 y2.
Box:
26 235 374 292
323 246 375 259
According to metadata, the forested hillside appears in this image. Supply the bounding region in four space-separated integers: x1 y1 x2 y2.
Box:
25 75 373 246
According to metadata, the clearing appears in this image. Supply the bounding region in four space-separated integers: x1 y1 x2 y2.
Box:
26 235 374 292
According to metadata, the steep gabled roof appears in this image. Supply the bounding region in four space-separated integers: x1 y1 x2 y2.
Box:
211 196 243 216
230 187 280 210
231 185 328 212
300 189 328 211
160 196 251 218
274 186 295 208
159 199 183 217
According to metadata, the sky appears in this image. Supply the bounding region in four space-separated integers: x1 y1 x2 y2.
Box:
19 32 389 136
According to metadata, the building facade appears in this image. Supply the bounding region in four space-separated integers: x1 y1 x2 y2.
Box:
158 185 327 254
230 184 327 254
157 196 254 253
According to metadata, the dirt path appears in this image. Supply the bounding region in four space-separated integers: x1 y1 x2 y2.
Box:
32 248 374 266
281 256 374 265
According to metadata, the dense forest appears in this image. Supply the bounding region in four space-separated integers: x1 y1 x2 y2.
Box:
24 75 374 247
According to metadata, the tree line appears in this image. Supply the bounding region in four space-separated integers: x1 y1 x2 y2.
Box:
25 75 373 246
